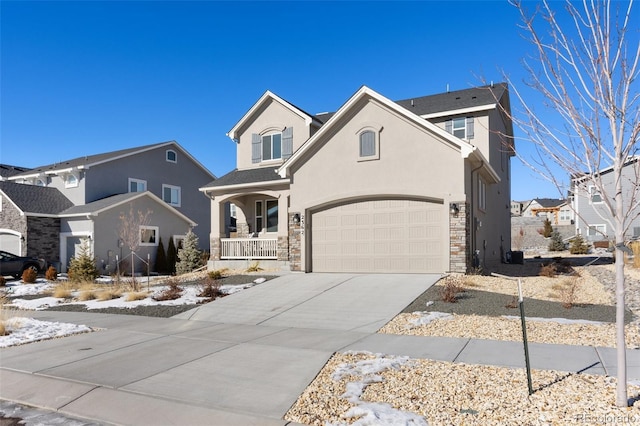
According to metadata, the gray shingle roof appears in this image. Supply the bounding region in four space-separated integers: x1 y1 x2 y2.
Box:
394 83 508 116
202 167 287 189
0 181 74 215
59 192 142 215
9 141 181 177
0 164 30 178
533 198 567 208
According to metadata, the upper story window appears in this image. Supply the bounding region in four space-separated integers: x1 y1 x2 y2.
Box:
162 184 181 207
129 178 147 193
446 117 474 140
588 185 603 203
252 127 293 163
166 149 177 163
357 126 381 162
65 173 79 188
263 133 282 161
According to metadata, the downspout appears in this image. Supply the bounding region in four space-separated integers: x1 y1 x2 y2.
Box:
470 161 484 270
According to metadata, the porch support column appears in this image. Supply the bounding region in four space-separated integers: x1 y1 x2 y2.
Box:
209 196 223 261
449 201 469 273
277 195 289 262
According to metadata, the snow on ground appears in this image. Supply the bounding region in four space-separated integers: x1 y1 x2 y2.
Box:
329 351 428 426
0 276 268 348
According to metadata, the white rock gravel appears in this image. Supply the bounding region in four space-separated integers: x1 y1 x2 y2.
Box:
286 263 640 425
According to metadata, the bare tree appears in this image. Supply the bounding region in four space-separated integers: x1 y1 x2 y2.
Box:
117 204 153 282
502 0 640 406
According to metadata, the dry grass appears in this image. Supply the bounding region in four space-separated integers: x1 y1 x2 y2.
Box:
96 287 123 301
0 294 23 337
630 241 640 269
51 281 74 299
125 291 149 302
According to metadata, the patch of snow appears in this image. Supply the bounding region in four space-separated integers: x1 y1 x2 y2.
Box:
0 318 92 348
425 300 434 307
409 311 453 326
2 279 55 297
253 277 267 284
329 351 427 426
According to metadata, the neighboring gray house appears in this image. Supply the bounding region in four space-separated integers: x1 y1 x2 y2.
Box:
2 142 215 272
571 157 640 242
202 83 514 273
0 181 73 259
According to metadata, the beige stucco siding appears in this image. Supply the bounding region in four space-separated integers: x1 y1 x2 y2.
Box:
289 99 466 273
236 99 310 170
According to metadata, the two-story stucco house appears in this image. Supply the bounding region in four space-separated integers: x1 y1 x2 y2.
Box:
571 157 640 243
201 83 514 273
1 141 215 273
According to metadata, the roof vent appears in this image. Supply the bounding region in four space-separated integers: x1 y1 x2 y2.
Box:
455 96 461 100
411 99 414 107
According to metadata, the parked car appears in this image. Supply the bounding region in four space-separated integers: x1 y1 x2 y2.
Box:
0 250 46 279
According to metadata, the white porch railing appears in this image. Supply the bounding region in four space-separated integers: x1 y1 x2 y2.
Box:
221 238 278 260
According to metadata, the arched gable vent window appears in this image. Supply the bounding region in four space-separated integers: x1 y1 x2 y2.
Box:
357 127 381 161
166 149 177 163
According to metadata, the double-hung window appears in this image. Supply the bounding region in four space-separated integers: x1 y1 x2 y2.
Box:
262 133 282 161
129 178 147 193
163 184 181 207
255 200 278 233
446 117 474 139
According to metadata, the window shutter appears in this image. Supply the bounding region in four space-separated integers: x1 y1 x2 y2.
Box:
445 120 452 134
282 127 293 159
466 117 474 139
251 133 261 163
360 131 375 157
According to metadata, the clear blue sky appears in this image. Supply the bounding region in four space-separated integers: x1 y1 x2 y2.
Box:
1 1 566 200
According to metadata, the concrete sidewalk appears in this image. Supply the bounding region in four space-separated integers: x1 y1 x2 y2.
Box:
1 273 639 425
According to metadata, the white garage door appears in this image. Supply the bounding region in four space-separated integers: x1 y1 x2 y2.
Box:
0 233 21 255
311 199 445 273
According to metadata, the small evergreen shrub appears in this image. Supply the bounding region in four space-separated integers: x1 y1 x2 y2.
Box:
21 267 37 284
548 231 565 251
569 235 590 254
68 238 100 283
167 237 177 275
208 269 224 280
45 265 58 281
155 237 168 274
175 230 202 275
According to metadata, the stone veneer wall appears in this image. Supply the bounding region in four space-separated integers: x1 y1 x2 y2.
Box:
0 199 28 255
288 213 302 271
26 217 61 263
449 202 469 273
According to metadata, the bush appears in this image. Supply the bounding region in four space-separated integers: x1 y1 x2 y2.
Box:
153 278 183 301
21 267 37 283
68 238 100 282
539 263 557 277
167 236 177 274
548 231 565 251
45 265 58 281
0 276 6 287
155 237 168 274
439 275 465 303
176 230 202 275
197 277 224 301
569 235 590 254
208 269 224 280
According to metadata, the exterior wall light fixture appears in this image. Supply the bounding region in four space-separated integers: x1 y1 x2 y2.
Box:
449 203 459 216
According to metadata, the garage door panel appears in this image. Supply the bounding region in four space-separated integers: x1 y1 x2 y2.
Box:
312 199 444 273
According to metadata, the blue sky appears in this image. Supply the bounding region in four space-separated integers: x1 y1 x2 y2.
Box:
1 1 569 200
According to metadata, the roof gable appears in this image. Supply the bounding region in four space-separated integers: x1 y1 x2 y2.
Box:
0 181 74 216
58 191 197 226
278 86 500 183
227 91 322 141
8 141 215 180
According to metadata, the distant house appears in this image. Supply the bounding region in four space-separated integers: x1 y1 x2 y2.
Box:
522 198 571 225
0 164 31 181
1 142 215 273
571 157 640 242
201 83 514 273
511 200 526 216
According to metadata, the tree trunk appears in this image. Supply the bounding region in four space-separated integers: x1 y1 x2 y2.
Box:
615 158 628 407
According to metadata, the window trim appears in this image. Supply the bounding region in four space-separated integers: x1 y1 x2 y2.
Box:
139 226 159 246
128 178 147 193
162 184 181 207
266 199 278 233
254 199 279 234
255 201 263 234
587 224 606 237
166 149 177 163
356 126 381 162
64 172 79 188
261 133 283 162
588 185 603 204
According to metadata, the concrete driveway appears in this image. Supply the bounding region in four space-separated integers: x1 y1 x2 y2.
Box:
1 273 441 425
